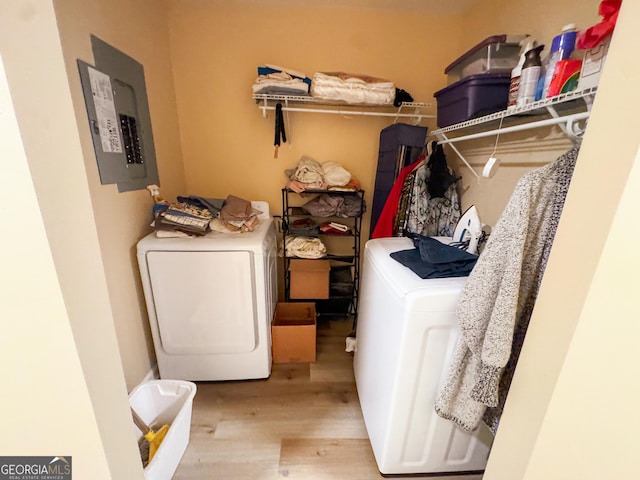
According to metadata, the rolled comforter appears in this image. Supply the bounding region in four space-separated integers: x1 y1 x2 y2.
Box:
310 72 395 105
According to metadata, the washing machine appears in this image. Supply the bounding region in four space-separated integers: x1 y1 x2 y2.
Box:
354 237 493 475
136 202 277 381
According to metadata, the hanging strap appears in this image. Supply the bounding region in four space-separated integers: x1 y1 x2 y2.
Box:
274 103 287 158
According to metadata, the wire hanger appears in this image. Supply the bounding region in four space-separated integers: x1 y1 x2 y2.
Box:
426 139 435 158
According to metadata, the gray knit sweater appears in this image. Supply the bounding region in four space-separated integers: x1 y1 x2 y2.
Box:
434 146 580 432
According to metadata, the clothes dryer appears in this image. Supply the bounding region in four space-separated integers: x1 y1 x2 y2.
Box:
137 202 277 381
354 237 493 475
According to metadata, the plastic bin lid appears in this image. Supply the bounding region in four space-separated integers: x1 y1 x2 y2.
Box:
445 34 528 74
434 73 511 97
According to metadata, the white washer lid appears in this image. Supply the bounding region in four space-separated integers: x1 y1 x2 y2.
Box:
364 237 468 300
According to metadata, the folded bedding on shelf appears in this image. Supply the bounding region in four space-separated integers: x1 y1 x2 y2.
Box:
285 156 357 193
284 235 327 259
253 64 311 96
310 72 396 105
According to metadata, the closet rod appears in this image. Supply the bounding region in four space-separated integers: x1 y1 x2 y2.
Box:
436 111 590 145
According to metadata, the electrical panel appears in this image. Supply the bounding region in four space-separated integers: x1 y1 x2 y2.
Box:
77 35 159 192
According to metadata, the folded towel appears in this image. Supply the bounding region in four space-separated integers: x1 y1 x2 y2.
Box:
220 195 253 221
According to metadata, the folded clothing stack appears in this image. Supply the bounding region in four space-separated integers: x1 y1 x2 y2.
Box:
302 193 365 218
252 64 311 96
154 202 214 237
285 156 358 193
210 195 261 233
177 195 225 217
319 221 350 234
286 156 327 191
310 72 396 105
288 218 320 236
151 193 261 237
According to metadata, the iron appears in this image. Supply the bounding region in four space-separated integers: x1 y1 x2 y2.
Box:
452 205 483 254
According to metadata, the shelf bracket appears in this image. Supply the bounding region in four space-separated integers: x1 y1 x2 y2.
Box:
435 111 591 180
545 105 587 143
394 104 424 125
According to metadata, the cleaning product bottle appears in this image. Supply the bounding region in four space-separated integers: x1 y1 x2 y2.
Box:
146 184 169 219
542 23 578 98
517 44 544 106
508 36 536 108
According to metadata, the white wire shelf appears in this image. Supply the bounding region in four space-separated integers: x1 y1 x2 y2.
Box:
432 86 598 136
253 94 434 122
431 86 598 181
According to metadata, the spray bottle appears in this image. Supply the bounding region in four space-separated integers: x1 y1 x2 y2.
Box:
508 36 536 108
517 44 545 106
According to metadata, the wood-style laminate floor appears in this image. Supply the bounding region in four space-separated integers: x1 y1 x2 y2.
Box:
173 317 484 480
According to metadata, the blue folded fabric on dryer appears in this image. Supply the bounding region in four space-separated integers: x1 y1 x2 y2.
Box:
389 235 478 279
415 235 478 264
177 195 225 217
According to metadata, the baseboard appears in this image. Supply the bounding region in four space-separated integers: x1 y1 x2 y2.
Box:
142 364 160 383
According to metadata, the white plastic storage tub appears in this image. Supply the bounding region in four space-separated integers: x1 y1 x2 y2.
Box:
129 380 197 480
445 34 526 84
353 237 493 475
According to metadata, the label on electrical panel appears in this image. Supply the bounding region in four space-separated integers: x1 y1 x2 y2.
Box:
87 66 122 153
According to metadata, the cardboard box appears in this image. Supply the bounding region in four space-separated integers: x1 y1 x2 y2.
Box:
272 302 316 363
289 259 330 299
578 35 611 91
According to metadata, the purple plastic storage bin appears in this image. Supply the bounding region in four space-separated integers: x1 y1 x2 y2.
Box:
434 73 511 128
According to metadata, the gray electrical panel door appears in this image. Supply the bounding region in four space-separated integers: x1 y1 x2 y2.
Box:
77 36 159 192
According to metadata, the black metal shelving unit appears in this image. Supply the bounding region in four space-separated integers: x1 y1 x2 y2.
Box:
281 188 364 320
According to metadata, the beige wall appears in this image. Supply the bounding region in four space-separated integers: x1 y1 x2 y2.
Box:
0 1 143 478
0 53 112 479
461 0 601 48
524 151 640 477
166 0 465 236
53 0 187 390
